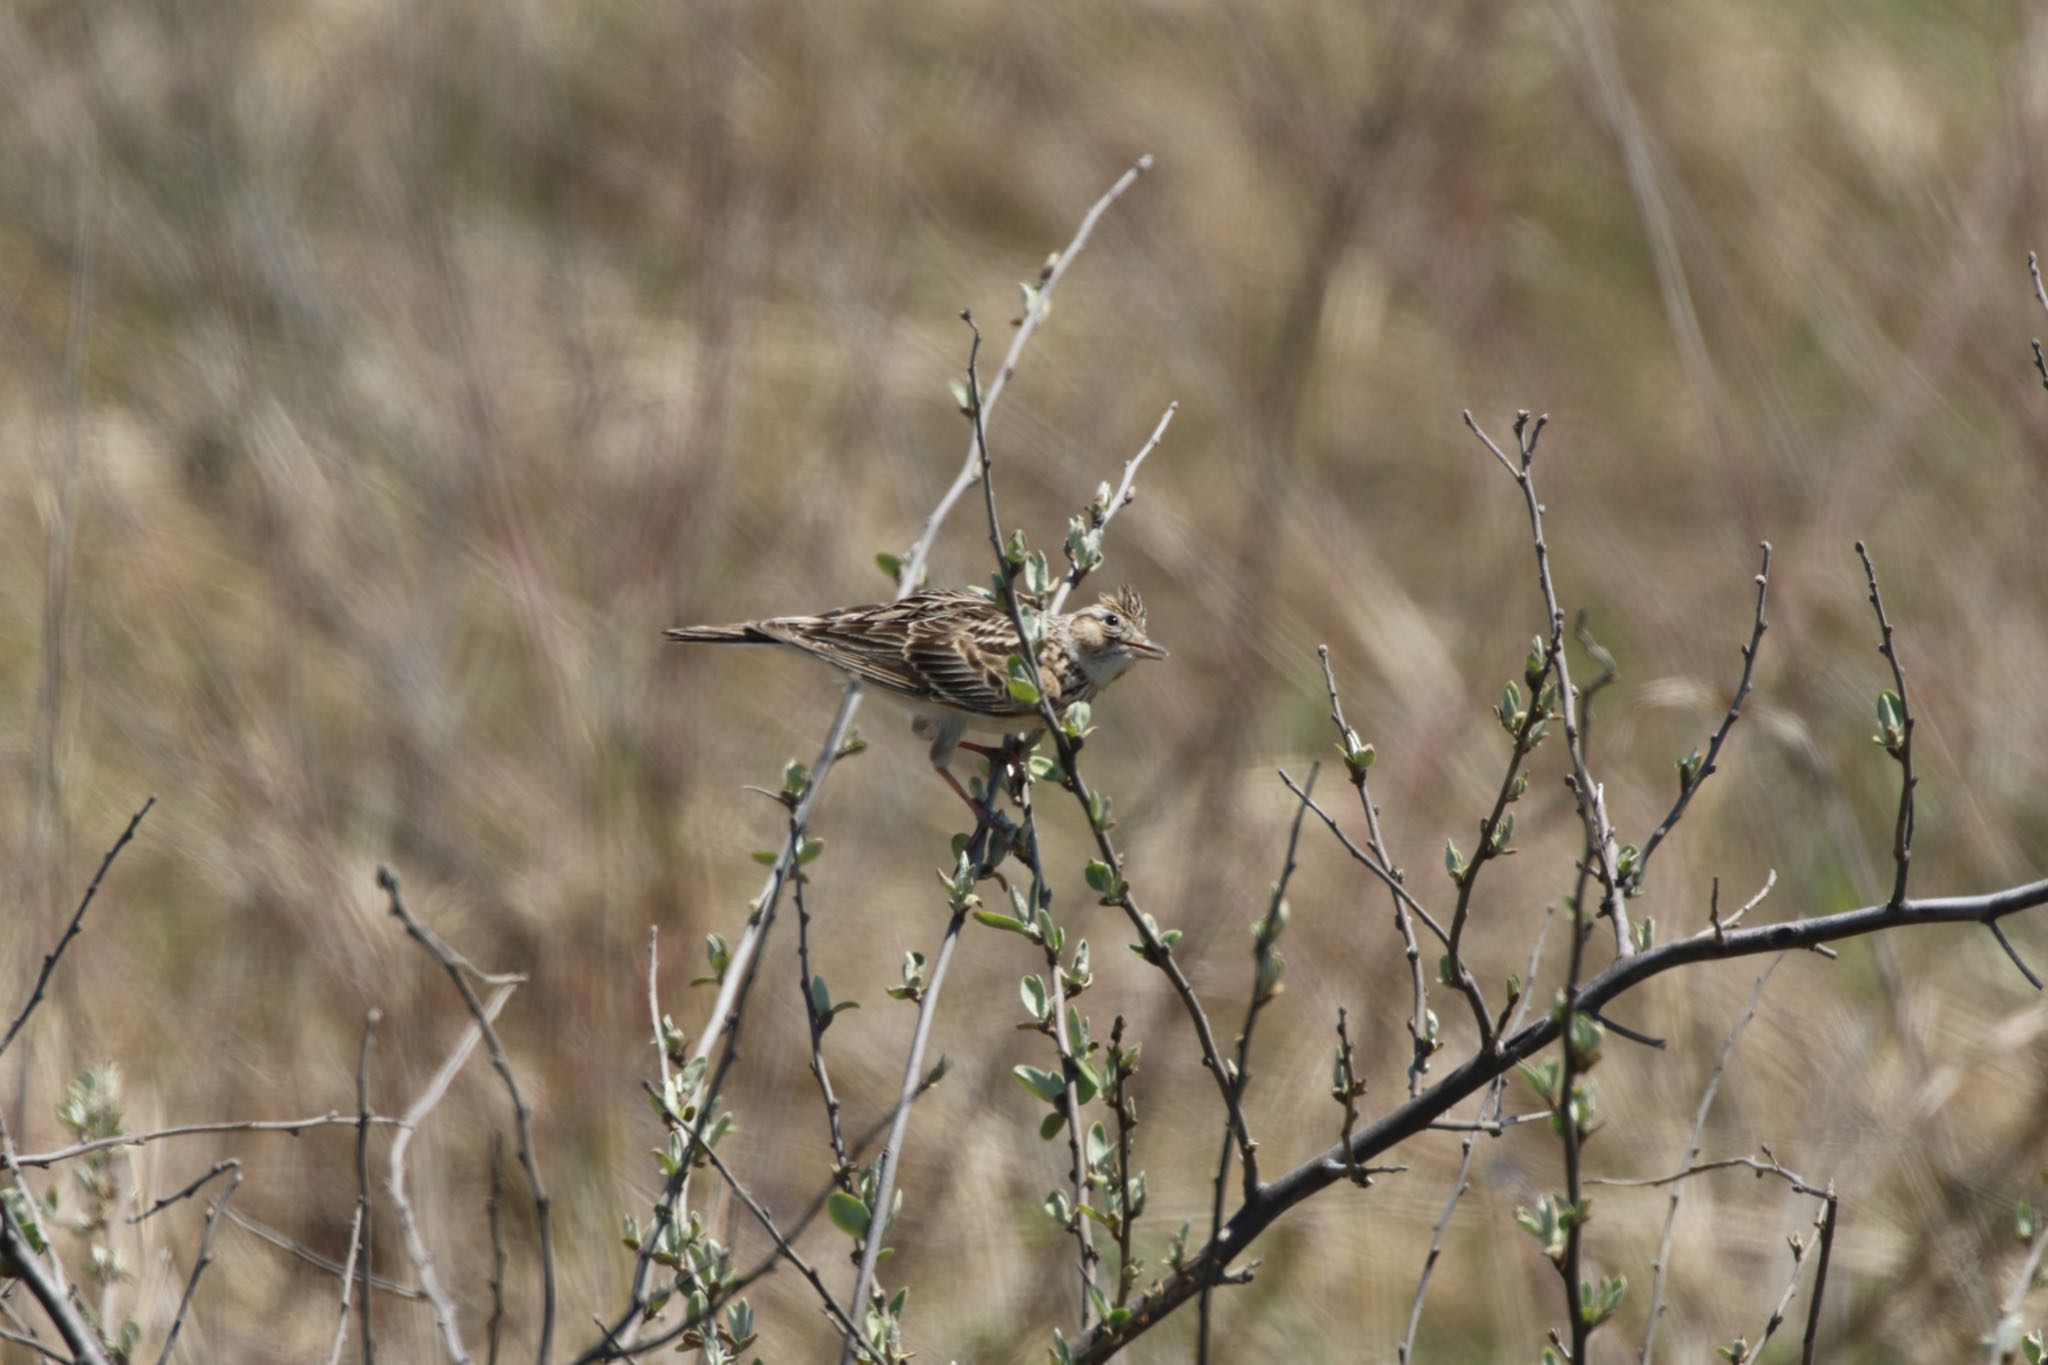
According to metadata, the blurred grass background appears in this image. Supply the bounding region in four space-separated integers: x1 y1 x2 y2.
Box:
2 0 2047 1359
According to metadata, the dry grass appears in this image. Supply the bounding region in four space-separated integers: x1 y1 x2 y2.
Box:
2 0 2046 1359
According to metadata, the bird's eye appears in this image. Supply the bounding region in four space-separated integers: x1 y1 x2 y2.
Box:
1103 613 1121 630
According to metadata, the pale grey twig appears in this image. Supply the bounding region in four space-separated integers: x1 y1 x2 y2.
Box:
384 979 516 1364
13 1112 402 1169
325 1204 365 1365
1047 400 1177 615
897 155 1154 594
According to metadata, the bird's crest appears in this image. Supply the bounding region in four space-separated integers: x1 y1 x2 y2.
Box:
1099 584 1146 627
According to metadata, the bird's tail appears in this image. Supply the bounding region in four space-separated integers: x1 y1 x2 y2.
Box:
664 623 777 644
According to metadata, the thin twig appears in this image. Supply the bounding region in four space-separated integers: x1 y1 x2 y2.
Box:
355 1009 380 1365
1047 401 1177 615
1466 410 1630 956
1986 1191 2048 1364
1400 910 1552 1362
0 1324 73 1364
147 1159 241 1365
488 1134 508 1365
13 1111 404 1168
643 1083 868 1355
791 813 853 1189
1108 1016 1140 1309
2029 252 2048 390
840 901 974 1365
1444 649 1557 1051
1640 956 1785 1364
1854 543 1916 909
0 796 155 1061
380 870 554 1363
1200 766 1318 1360
1629 544 1772 892
1801 1187 1838 1365
221 1208 420 1298
896 155 1154 594
1318 646 1436 1093
385 977 517 1364
326 1205 365 1365
1279 774 1450 946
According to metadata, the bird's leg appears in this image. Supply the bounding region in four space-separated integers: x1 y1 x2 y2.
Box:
937 765 982 814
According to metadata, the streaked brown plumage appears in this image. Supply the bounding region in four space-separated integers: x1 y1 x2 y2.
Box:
667 584 1167 805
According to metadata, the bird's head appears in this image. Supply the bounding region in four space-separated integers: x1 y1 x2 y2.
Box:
1064 585 1168 685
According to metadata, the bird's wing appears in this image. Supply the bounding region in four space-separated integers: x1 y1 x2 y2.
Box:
759 591 1038 716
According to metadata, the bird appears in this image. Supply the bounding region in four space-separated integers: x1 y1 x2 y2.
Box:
667 584 1168 808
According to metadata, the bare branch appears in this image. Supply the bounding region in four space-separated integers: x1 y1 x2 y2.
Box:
1070 875 2048 1363
382 867 553 1364
325 1204 365 1365
145 1159 240 1365
386 978 516 1364
11 1111 402 1169
1 796 155 1061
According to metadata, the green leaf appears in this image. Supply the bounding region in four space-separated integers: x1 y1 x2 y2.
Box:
1021 975 1050 1020
876 552 905 581
750 849 778 866
973 910 1032 935
1084 861 1116 894
1039 1111 1067 1141
1007 655 1042 704
798 838 825 864
828 1191 870 1239
809 975 831 1022
1014 1065 1065 1104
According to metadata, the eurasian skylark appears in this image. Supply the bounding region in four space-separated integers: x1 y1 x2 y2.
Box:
667 584 1167 806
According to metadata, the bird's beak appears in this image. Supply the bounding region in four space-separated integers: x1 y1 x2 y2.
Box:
1129 638 1170 660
